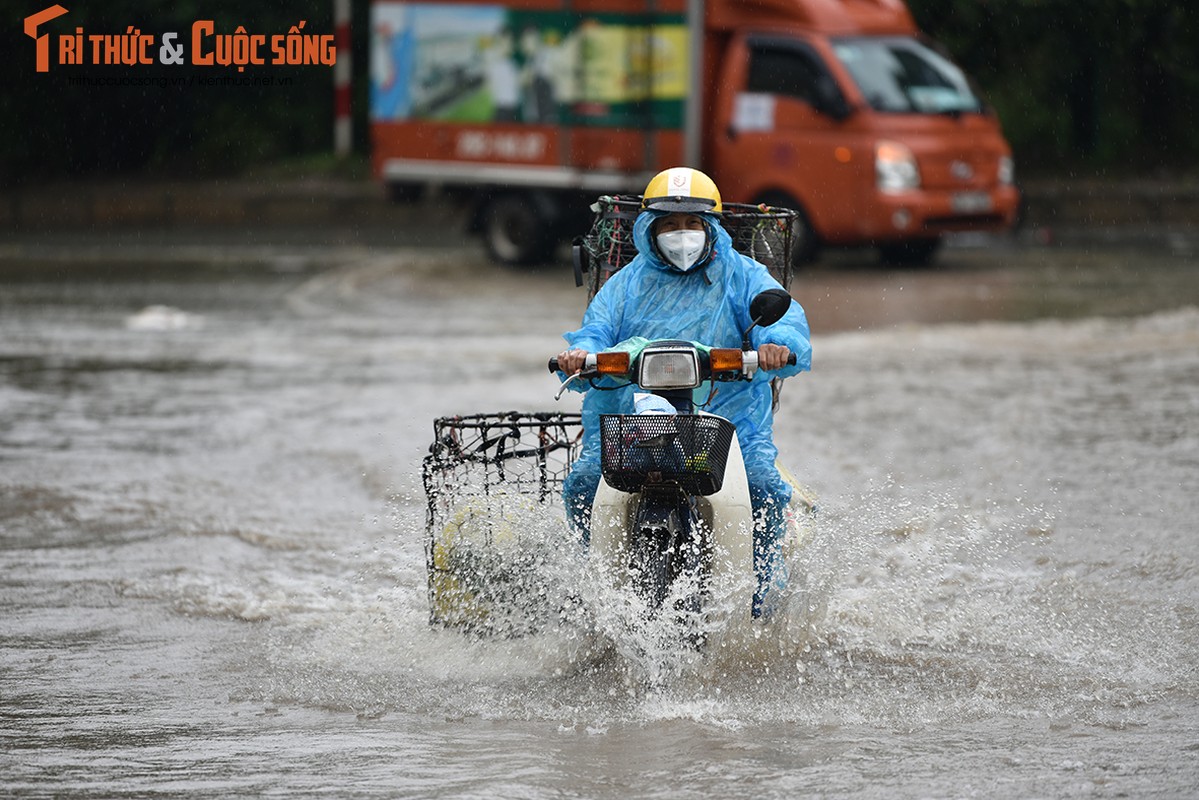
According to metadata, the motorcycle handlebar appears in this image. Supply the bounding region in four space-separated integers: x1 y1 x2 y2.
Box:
551 352 795 373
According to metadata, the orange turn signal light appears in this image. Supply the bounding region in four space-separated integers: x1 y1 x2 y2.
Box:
596 351 631 374
709 348 744 372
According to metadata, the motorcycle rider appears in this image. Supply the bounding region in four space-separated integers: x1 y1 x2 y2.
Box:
556 167 812 617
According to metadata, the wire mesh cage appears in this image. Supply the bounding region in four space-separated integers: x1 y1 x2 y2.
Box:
574 196 798 301
422 411 583 534
599 414 736 496
421 412 583 630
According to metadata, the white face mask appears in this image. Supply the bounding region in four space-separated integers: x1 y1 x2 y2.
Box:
656 229 708 272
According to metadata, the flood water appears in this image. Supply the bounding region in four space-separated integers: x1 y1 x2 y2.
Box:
2 233 1197 797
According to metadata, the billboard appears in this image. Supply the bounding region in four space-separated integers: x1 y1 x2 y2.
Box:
370 2 687 128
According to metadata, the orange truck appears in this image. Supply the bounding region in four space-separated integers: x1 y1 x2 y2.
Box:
370 0 1019 265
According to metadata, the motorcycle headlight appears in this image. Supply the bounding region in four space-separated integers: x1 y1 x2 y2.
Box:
638 347 700 390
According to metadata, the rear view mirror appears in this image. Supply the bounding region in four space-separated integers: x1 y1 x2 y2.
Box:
742 288 793 350
749 289 792 328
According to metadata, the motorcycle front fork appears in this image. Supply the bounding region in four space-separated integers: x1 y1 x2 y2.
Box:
629 485 708 613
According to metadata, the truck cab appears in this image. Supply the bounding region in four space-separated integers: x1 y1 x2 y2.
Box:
705 0 1018 264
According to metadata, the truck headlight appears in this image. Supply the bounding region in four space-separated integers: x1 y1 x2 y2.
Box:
638 347 700 390
998 155 1015 186
876 140 920 193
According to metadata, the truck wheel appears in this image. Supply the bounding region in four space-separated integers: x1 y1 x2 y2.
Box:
755 192 820 267
481 194 556 266
879 238 942 267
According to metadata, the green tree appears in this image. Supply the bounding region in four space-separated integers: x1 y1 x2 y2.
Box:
908 0 1199 174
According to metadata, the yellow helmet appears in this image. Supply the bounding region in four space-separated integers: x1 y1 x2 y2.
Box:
641 167 722 214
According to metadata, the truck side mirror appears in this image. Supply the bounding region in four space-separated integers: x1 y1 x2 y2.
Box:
814 76 853 121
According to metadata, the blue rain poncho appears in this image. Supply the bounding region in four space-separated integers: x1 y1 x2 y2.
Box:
560 208 812 614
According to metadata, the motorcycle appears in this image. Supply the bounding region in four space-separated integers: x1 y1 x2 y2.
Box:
549 288 813 637
420 199 813 641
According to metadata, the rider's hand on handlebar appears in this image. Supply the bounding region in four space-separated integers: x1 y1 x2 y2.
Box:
758 343 793 371
556 348 590 375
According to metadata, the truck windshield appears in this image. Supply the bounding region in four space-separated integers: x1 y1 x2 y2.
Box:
831 37 982 115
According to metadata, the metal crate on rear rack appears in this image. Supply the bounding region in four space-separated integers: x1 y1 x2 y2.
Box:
570 196 800 411
572 196 799 301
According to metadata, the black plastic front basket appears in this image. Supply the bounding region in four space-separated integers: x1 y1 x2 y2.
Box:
600 414 736 496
